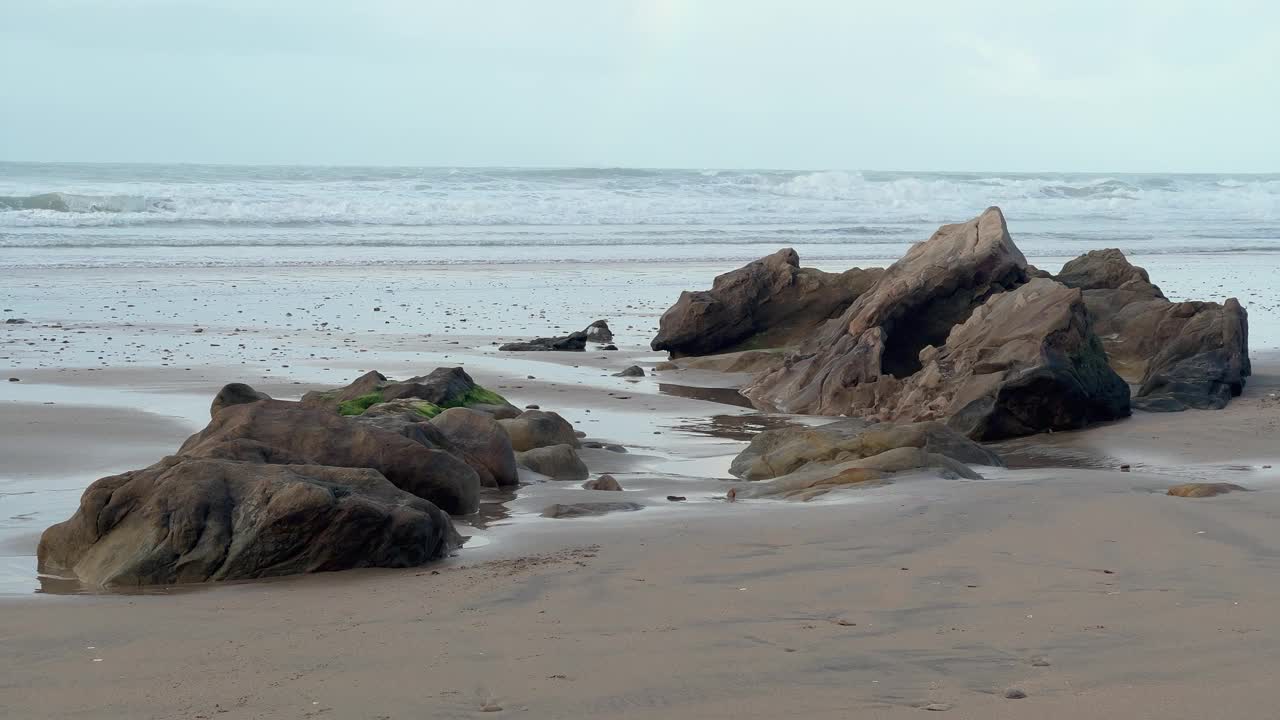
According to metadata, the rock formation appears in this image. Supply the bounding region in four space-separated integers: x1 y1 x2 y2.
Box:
38 369 595 588
744 208 1131 439
651 248 882 357
1054 249 1250 411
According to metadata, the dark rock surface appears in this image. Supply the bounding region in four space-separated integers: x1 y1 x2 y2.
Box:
652 248 882 357
1055 249 1250 411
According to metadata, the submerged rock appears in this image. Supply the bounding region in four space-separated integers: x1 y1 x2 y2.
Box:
1167 482 1248 498
540 502 642 518
517 443 589 481
652 248 882 357
1055 249 1250 412
38 457 458 588
582 474 623 491
744 208 1131 440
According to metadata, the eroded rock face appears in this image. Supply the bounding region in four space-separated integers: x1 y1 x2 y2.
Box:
744 209 1131 439
180 400 481 515
38 458 458 588
651 248 882 358
1055 249 1250 411
540 502 642 518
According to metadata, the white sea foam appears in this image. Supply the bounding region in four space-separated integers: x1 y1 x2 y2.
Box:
0 164 1277 267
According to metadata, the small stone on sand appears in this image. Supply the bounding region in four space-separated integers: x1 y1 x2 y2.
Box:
1004 688 1027 699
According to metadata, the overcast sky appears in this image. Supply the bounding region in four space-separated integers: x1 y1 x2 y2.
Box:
3 1 1277 171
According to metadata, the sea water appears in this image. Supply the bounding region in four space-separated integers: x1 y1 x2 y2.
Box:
2 163 1277 269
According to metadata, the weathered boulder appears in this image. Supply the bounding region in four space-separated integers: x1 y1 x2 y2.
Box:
540 502 642 518
38 457 458 588
745 209 1131 439
301 367 517 418
210 382 271 417
179 400 480 515
652 248 882 357
429 407 519 488
516 444 589 481
582 474 623 491
499 409 580 451
730 418 1003 481
1055 249 1250 411
585 320 613 343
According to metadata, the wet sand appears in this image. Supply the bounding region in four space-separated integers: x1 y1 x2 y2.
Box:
3 259 1280 718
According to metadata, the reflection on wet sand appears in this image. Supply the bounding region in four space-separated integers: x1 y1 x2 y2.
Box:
656 382 754 408
670 412 803 441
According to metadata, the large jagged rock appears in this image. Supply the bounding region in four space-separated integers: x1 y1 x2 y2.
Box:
744 209 1131 439
179 400 480 515
651 248 882 358
38 457 458 588
1055 249 1250 411
429 407 519 488
730 418 1003 480
301 367 518 418
499 409 580 451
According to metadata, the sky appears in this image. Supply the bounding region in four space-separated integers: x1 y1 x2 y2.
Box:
2 0 1278 172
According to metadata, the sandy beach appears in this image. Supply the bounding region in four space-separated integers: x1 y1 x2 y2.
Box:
1 253 1277 718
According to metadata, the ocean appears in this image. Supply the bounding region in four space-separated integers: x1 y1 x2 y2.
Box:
2 163 1278 270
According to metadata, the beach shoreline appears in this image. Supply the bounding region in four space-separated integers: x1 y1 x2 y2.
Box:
3 251 1279 718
